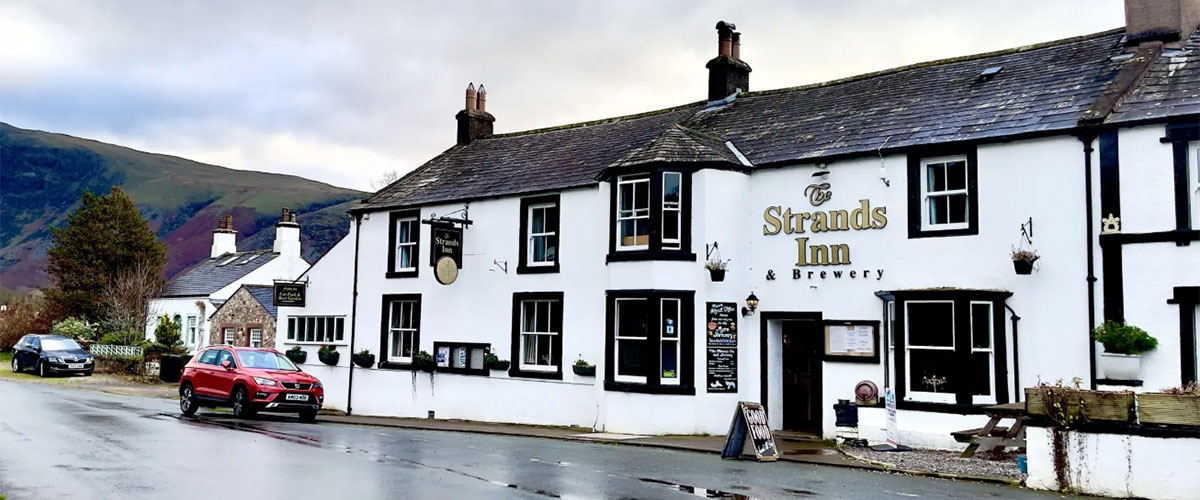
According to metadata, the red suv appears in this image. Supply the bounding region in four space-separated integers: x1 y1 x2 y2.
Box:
179 346 324 422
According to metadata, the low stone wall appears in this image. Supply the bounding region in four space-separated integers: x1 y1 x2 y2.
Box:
1026 426 1200 499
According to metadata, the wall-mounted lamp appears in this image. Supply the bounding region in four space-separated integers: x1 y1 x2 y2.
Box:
742 292 759 317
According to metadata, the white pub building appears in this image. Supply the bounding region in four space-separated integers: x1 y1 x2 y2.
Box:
283 1 1199 448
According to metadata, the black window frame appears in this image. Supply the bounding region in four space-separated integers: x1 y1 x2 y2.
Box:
387 209 421 279
604 289 695 395
509 292 564 380
907 147 979 239
517 194 561 274
889 289 1011 413
432 341 490 376
379 294 422 370
607 169 695 262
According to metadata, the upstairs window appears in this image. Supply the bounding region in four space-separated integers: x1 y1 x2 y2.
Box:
518 195 560 274
908 151 978 238
609 170 693 261
387 210 420 278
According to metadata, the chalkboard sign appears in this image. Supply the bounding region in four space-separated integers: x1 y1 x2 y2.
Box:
720 402 778 462
705 302 738 347
429 225 463 268
707 347 737 393
273 283 305 307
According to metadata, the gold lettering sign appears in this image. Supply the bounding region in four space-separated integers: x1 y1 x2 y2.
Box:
762 199 887 267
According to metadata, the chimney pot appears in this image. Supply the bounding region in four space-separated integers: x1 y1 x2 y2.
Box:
465 83 477 112
477 84 487 112
211 214 237 257
731 32 742 60
706 21 751 102
456 82 495 145
716 21 734 57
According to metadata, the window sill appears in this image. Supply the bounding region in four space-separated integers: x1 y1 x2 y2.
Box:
283 341 348 346
508 368 563 380
385 270 418 279
516 263 560 275
436 366 489 376
908 226 978 239
606 250 696 263
378 361 418 370
604 380 695 395
1096 378 1143 387
895 400 989 414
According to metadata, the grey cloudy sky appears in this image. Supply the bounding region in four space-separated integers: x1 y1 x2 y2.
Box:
1 1 1125 191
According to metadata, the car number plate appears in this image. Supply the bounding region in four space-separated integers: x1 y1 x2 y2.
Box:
68 364 85 369
285 394 308 401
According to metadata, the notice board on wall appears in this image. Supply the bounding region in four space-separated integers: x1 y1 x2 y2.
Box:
706 302 738 393
823 320 879 363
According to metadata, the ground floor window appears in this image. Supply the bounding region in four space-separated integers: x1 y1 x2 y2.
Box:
223 328 234 345
186 315 197 345
380 294 421 367
510 292 564 379
250 328 262 348
885 290 1010 408
287 316 345 343
605 290 694 394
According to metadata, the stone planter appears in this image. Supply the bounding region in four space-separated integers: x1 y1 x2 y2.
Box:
1138 393 1200 427
318 351 340 366
1013 259 1035 275
352 353 376 368
1100 352 1141 380
285 349 308 364
573 364 596 377
1026 387 1134 423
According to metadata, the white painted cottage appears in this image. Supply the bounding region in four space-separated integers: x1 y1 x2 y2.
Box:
147 210 311 351
282 1 1200 450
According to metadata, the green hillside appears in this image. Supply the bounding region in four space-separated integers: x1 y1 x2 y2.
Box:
0 122 366 291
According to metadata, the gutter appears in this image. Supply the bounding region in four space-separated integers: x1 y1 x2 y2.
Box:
346 213 363 415
1004 304 1021 401
1080 134 1099 389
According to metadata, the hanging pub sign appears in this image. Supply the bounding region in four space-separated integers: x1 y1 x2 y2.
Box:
706 302 738 393
429 225 463 268
273 283 306 307
720 401 778 462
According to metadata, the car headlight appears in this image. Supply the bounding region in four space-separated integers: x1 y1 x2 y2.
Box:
253 377 277 387
313 382 322 389
47 357 61 363
86 358 94 364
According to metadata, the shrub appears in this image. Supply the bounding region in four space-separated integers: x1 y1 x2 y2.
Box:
94 355 143 375
99 330 144 346
52 317 96 342
150 315 186 355
1093 320 1157 355
0 294 54 350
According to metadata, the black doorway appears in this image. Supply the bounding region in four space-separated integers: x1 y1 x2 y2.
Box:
782 320 823 432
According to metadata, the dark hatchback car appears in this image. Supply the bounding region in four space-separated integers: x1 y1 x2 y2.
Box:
11 334 95 377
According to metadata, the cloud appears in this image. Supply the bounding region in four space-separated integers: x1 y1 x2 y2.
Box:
0 0 1125 191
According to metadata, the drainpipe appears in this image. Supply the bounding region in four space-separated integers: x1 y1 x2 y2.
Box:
1005 304 1021 402
346 213 363 415
1080 134 1099 389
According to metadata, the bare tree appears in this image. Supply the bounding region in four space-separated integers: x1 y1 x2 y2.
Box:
101 260 165 343
370 170 401 191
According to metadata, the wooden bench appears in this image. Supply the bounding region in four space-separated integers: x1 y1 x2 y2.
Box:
958 402 1027 458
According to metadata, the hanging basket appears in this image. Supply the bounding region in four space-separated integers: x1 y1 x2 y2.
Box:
573 364 596 377
708 268 726 282
352 353 376 368
318 351 340 366
285 349 308 364
1013 259 1035 275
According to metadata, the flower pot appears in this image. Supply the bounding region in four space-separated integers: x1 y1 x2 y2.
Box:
414 359 435 372
318 351 340 366
487 360 510 371
352 353 376 368
708 269 726 282
1100 352 1141 380
573 364 596 377
1013 260 1034 275
285 349 308 364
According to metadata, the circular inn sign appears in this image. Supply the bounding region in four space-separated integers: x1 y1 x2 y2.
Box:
435 256 458 285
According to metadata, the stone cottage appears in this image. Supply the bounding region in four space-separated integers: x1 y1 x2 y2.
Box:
208 285 278 348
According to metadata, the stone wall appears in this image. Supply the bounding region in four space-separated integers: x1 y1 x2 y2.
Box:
209 287 276 348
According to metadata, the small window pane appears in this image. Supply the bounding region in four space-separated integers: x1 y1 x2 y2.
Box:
523 302 537 332
928 164 946 192
523 335 538 364
288 318 295 340
661 342 677 378
663 173 681 204
619 183 634 212
617 300 649 338
662 300 679 338
535 301 550 333
316 319 326 342
634 181 649 209
532 207 545 233
972 352 992 396
306 318 316 342
545 206 558 233
336 318 345 341
908 350 957 393
948 194 968 224
663 213 679 241
907 302 954 347
617 339 645 376
536 335 552 365
929 196 948 225
972 303 992 349
946 161 966 190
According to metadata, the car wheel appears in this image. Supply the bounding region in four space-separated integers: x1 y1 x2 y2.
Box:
179 384 198 416
37 360 47 378
231 387 255 419
299 410 317 423
11 356 20 373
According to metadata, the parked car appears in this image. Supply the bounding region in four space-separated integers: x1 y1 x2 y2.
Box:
10 334 94 377
179 346 324 422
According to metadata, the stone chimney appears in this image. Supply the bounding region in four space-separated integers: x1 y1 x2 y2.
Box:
273 208 301 258
456 82 495 146
211 215 237 258
1125 0 1200 47
706 21 752 102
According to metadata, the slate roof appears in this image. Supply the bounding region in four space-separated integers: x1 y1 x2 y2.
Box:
360 27 1197 211
245 285 278 319
161 250 279 297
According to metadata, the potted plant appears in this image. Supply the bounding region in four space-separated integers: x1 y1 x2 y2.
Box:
483 351 510 371
705 258 730 282
1092 320 1157 380
352 349 376 368
413 350 436 372
286 345 307 364
1011 248 1039 275
573 358 596 377
317 345 340 366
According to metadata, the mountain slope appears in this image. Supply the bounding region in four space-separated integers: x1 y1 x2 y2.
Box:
0 122 366 291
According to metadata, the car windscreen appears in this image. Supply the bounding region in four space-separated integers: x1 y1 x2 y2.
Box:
236 351 299 371
41 338 82 351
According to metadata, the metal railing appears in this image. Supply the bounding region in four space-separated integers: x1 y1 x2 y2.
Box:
90 344 144 358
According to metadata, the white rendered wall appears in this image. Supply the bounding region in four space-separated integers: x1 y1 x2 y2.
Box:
1026 426 1200 499
146 297 215 350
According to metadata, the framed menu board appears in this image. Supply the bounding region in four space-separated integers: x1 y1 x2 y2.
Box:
823 320 880 363
706 302 738 393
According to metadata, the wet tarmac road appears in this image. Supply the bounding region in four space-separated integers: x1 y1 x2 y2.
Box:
0 380 1074 499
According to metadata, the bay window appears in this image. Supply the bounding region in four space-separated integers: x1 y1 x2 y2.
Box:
387 210 420 278
608 170 692 261
380 294 421 368
517 195 560 274
605 290 694 394
510 292 564 379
